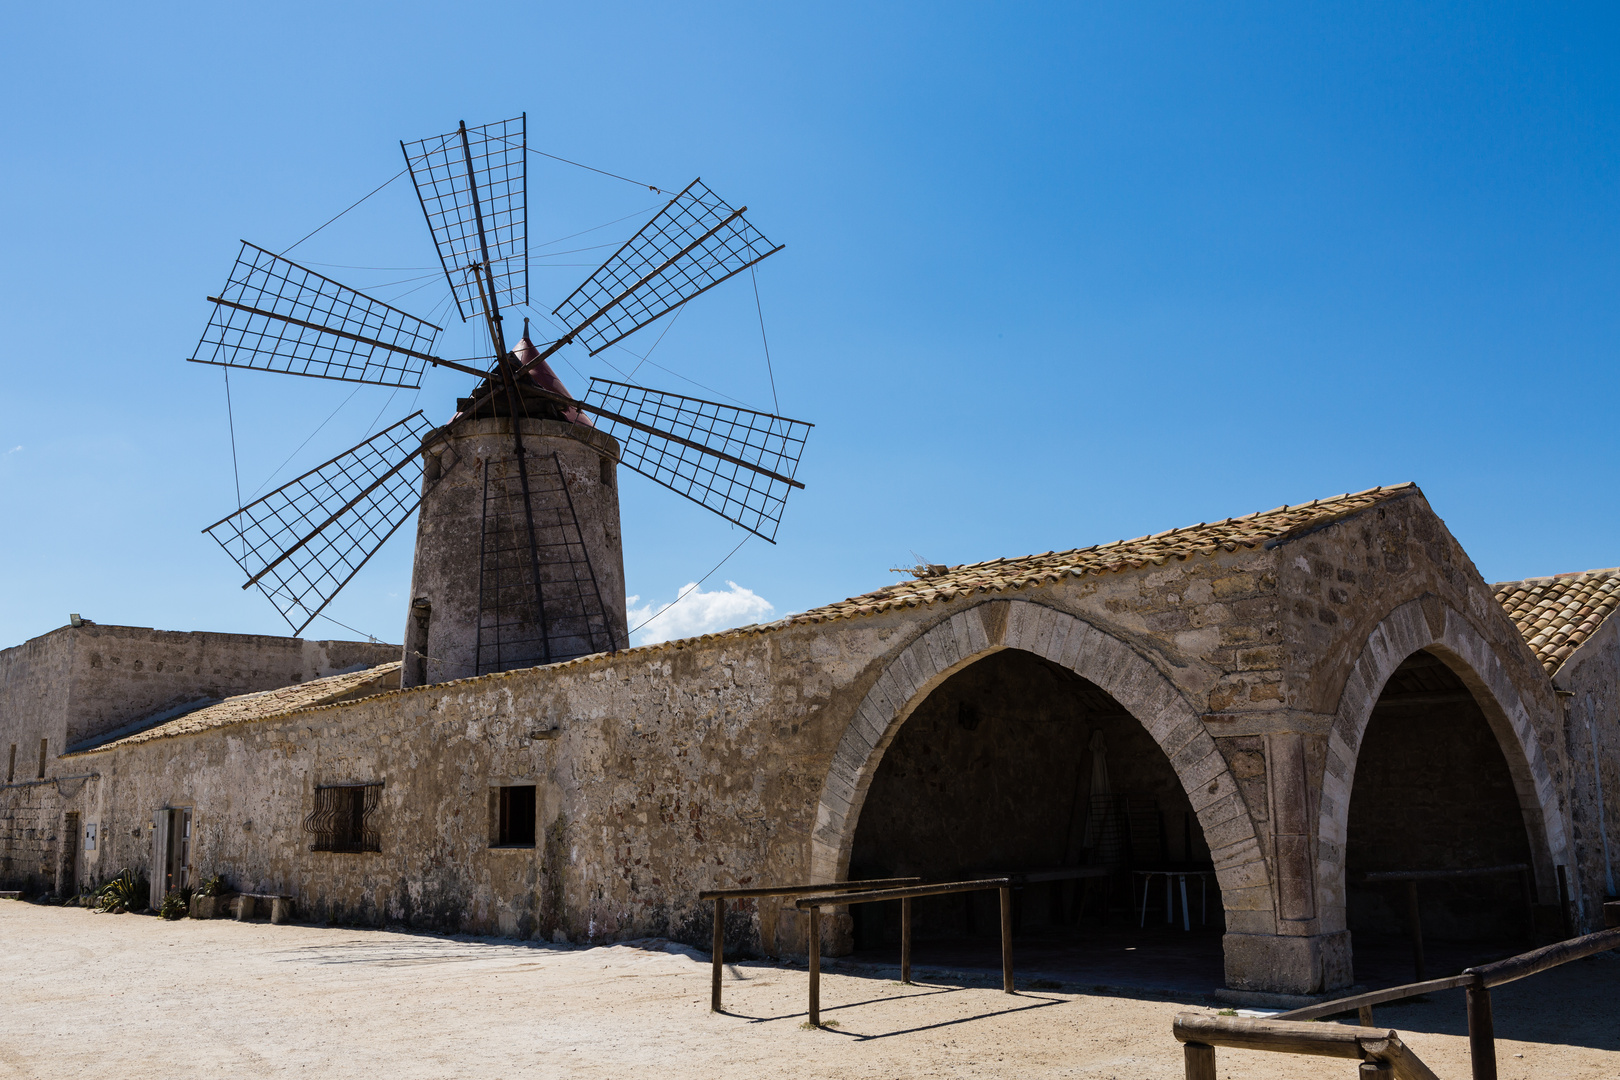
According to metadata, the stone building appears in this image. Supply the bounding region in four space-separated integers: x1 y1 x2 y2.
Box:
3 482 1618 997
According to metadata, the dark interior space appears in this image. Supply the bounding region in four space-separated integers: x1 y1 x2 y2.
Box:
1346 650 1536 972
845 648 1222 988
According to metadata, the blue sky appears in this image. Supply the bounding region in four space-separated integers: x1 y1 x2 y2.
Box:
2 2 1616 649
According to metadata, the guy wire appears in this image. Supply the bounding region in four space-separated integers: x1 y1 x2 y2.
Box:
280 168 408 257
629 536 751 637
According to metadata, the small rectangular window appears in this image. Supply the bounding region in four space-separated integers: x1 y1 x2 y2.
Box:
303 783 382 853
495 785 536 848
38 738 47 779
6 744 14 784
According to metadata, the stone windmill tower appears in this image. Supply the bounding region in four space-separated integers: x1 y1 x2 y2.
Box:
402 335 628 687
186 115 813 686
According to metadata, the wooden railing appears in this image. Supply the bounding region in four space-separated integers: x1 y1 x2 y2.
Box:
1174 1013 1440 1079
790 868 1105 1027
698 878 920 1012
1176 925 1620 1080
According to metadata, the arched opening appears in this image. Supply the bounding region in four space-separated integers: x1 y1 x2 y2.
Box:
844 647 1223 986
1345 648 1537 982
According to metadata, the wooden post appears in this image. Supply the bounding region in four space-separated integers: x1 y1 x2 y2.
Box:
1359 1061 1393 1077
900 896 912 985
999 886 1014 993
710 898 724 1012
1467 977 1497 1080
808 906 821 1027
1182 1041 1216 1080
1520 867 1536 944
1358 1005 1374 1027
1556 865 1572 938
1406 880 1426 982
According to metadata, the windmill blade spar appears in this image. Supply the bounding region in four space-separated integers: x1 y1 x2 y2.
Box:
583 379 810 543
203 412 445 635
401 115 527 321
190 242 443 389
553 179 782 356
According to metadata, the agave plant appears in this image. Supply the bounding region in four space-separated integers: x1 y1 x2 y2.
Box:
159 890 189 921
93 868 148 914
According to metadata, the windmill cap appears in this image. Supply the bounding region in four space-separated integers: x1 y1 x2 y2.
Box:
513 336 594 429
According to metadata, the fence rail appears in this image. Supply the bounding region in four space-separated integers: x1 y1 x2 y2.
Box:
700 878 922 1012
1173 1013 1440 1080
1207 925 1620 1080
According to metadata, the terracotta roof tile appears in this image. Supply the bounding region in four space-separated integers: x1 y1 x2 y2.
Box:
71 662 402 753
785 484 1419 626
1493 569 1620 674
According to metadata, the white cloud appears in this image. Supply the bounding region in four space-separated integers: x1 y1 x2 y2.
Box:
5 446 20 455
627 580 776 646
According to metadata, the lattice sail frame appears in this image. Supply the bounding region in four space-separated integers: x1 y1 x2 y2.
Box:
477 451 617 673
553 179 783 355
583 379 810 543
203 412 442 634
402 115 527 321
190 242 441 388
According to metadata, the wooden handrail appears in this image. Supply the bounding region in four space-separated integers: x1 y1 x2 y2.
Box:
1359 863 1527 883
1276 974 1472 1022
703 878 922 1012
1173 1013 1440 1080
699 877 921 901
793 877 1013 909
1464 925 1620 987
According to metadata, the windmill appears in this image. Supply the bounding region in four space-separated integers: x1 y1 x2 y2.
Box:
189 115 811 684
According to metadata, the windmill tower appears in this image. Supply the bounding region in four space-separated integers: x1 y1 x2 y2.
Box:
188 115 812 684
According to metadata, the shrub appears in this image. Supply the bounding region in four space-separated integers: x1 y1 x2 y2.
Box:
159 890 189 920
92 868 149 914
196 874 229 897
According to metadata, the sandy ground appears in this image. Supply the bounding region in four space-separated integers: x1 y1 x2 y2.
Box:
1 904 1616 1079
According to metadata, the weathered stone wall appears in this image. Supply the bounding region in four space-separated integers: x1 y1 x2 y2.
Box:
1551 612 1620 927
0 624 398 763
22 489 1595 996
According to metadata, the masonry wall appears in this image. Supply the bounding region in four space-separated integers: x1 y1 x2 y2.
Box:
1552 613 1620 927
0 624 398 764
28 490 1591 995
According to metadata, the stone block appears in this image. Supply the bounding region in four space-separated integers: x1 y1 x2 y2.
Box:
1222 930 1353 994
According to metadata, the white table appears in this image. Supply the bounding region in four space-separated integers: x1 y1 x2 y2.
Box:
1133 869 1216 930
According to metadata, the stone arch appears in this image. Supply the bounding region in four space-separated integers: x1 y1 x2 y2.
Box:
810 599 1275 934
1316 597 1568 933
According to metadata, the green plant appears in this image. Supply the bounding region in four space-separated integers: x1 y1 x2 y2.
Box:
93 868 148 914
196 874 228 897
159 890 189 920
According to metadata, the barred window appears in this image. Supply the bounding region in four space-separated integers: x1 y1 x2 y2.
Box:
303 783 382 853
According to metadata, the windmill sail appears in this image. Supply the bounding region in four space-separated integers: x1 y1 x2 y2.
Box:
401 115 528 321
553 179 783 355
583 379 810 543
190 242 443 388
203 412 443 634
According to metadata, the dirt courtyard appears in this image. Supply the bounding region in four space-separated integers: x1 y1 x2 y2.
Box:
1 904 1616 1079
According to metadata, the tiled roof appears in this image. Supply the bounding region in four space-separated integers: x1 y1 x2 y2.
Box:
1493 569 1620 674
785 484 1419 626
72 662 402 753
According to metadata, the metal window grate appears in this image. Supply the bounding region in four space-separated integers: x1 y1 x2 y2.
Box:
477 451 616 674
190 241 440 388
303 783 382 853
553 179 782 355
402 115 527 321
584 379 810 543
203 412 440 635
